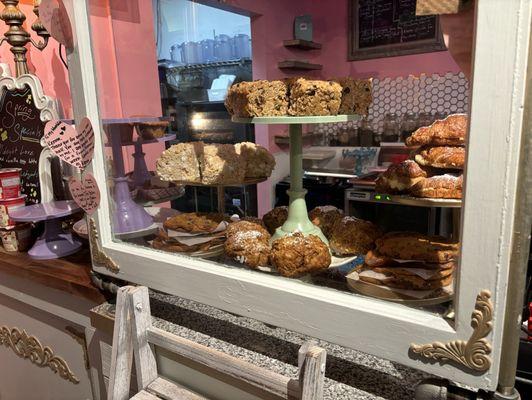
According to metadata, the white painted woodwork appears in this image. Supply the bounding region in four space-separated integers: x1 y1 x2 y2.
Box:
0 292 94 400
108 287 134 400
147 377 208 400
130 287 158 390
65 0 532 392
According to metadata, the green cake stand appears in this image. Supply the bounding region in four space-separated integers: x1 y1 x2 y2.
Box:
232 115 360 244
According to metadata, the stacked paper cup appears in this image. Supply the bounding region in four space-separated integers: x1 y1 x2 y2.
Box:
0 168 32 252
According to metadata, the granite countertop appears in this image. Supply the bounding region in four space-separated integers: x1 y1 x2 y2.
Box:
94 290 431 400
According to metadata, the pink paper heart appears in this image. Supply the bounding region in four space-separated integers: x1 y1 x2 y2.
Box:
44 118 95 170
40 0 74 50
69 174 100 215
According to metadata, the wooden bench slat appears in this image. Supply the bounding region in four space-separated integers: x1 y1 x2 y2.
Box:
147 377 209 400
147 326 297 399
130 390 159 400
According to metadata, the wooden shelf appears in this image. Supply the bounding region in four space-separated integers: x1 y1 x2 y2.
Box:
0 248 107 303
278 60 322 71
283 39 322 50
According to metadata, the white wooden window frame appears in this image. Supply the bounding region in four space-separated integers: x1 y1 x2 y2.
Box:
64 0 531 392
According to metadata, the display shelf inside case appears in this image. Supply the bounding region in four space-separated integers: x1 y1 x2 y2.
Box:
233 115 360 244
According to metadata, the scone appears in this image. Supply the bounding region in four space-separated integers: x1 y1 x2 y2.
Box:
410 174 463 199
226 220 270 240
414 146 465 169
156 142 202 183
225 80 289 117
235 142 276 178
200 143 246 185
375 232 459 263
333 77 373 115
375 160 429 194
288 78 342 116
164 212 227 233
406 114 468 147
365 249 455 270
358 266 454 290
263 206 288 234
329 217 382 256
225 228 270 268
270 233 331 278
308 205 344 239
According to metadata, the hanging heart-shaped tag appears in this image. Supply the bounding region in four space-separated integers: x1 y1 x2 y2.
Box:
44 118 95 170
40 0 74 51
69 174 100 215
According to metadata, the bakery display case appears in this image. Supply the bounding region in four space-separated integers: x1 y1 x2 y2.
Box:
64 0 531 395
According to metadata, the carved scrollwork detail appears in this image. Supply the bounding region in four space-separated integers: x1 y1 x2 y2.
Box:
410 290 493 372
0 326 80 384
89 218 119 273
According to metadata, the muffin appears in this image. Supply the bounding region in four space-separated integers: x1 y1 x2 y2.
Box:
308 205 344 239
225 221 271 268
263 206 288 234
270 233 331 278
329 216 382 256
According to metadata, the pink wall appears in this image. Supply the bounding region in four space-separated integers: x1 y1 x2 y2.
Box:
0 1 72 118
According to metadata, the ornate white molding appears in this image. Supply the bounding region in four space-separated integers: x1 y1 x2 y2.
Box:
410 290 493 372
0 326 80 384
0 64 59 122
89 218 119 273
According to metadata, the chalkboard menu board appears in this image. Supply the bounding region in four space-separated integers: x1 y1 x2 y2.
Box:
349 0 446 60
0 85 46 204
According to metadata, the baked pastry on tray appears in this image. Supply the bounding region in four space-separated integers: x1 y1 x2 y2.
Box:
225 80 289 117
156 142 202 183
375 232 459 264
375 160 430 194
329 216 382 256
235 142 276 179
406 114 468 147
163 212 228 234
270 232 331 278
263 206 288 234
308 205 344 239
414 146 465 169
288 78 342 116
410 174 463 199
225 221 271 268
333 77 373 116
200 143 247 185
364 249 455 270
357 266 454 290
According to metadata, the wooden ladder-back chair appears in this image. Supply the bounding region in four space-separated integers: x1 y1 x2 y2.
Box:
107 286 327 400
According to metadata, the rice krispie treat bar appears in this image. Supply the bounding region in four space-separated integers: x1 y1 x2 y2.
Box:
156 142 202 183
200 143 247 185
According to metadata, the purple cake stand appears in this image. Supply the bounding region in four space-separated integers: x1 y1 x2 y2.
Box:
9 200 83 260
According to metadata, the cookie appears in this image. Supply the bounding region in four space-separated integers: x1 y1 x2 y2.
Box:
163 212 227 234
263 206 288 234
375 232 459 263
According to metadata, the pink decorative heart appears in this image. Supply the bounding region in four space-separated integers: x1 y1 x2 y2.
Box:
44 118 94 170
40 0 74 50
69 174 100 215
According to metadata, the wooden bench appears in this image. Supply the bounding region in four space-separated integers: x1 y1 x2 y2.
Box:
108 286 327 400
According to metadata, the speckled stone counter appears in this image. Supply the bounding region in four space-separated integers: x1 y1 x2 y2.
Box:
94 290 431 399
